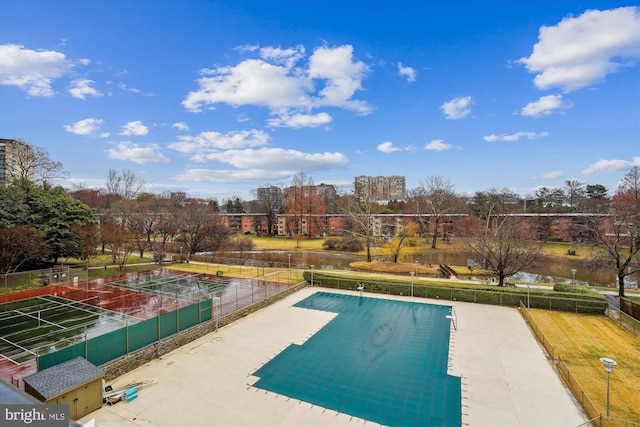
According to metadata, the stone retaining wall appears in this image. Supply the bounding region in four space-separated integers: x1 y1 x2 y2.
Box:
101 282 308 381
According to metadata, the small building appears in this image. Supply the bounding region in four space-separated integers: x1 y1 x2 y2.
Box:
23 357 104 421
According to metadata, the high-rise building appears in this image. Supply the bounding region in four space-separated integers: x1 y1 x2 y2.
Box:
0 139 33 186
354 175 407 203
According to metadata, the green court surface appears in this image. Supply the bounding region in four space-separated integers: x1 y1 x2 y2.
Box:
0 295 136 363
252 292 461 427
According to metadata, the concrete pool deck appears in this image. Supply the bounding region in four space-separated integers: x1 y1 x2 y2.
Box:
78 287 588 427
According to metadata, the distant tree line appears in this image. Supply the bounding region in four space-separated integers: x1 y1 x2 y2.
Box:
1 140 638 297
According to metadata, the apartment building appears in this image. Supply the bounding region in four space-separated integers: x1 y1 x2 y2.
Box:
354 175 407 203
0 138 33 186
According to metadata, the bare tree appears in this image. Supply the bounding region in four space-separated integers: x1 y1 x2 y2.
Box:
471 188 521 229
101 223 136 269
564 179 585 208
106 168 148 200
618 165 640 200
252 184 285 236
0 226 47 274
284 172 325 241
7 140 68 184
411 176 457 249
72 224 100 270
388 221 418 263
176 200 231 257
340 182 382 262
583 168 640 297
467 219 542 286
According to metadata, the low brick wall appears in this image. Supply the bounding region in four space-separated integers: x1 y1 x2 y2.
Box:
101 282 308 381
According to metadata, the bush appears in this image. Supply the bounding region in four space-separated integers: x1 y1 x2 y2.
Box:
304 271 607 314
322 238 340 250
553 283 592 294
322 237 364 252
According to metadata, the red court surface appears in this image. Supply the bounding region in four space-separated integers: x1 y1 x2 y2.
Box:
0 269 292 388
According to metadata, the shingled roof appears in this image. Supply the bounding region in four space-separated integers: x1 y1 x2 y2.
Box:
24 357 103 400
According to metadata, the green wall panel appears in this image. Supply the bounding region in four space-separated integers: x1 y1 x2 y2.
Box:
159 311 177 338
178 303 199 330
38 341 85 371
87 328 126 366
128 317 159 352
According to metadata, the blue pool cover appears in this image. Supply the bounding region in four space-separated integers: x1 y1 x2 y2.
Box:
252 292 461 426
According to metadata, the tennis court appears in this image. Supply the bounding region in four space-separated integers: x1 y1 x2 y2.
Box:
0 295 137 365
252 292 461 426
0 269 294 386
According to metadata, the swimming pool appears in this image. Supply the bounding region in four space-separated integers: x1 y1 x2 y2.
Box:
252 292 461 426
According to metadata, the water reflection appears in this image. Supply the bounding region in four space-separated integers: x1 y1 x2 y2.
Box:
242 250 638 288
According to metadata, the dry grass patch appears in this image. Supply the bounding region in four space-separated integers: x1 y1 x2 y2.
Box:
245 235 327 251
350 260 491 277
528 309 640 423
167 263 304 284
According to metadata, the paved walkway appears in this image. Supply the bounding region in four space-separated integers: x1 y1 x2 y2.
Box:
78 288 588 427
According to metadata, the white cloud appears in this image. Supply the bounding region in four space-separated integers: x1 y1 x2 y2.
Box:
377 141 401 153
308 45 370 113
260 45 305 68
64 118 104 136
173 147 348 182
483 131 549 142
521 94 571 117
539 170 565 179
183 59 312 112
424 139 452 151
174 168 290 183
267 112 332 128
519 7 640 92
233 44 260 53
106 141 169 164
216 148 348 171
182 44 371 116
172 122 190 131
168 129 270 155
120 120 149 136
440 96 473 120
582 156 640 174
397 62 417 83
68 79 102 99
117 82 154 96
0 44 73 96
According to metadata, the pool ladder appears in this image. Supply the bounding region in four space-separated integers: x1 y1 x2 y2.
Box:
446 307 457 330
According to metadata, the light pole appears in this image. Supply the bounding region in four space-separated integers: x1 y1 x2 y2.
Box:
287 253 291 281
527 282 531 309
570 269 577 285
410 271 415 297
213 296 221 331
310 265 314 286
599 357 617 419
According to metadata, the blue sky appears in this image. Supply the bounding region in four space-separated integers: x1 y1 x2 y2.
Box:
1 1 639 201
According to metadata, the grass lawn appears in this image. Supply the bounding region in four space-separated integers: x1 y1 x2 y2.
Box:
625 295 640 304
527 309 640 424
168 262 305 284
245 235 327 251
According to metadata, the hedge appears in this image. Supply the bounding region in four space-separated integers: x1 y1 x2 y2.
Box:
304 271 607 314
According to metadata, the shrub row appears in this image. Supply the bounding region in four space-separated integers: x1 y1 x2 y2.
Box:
304 271 607 314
